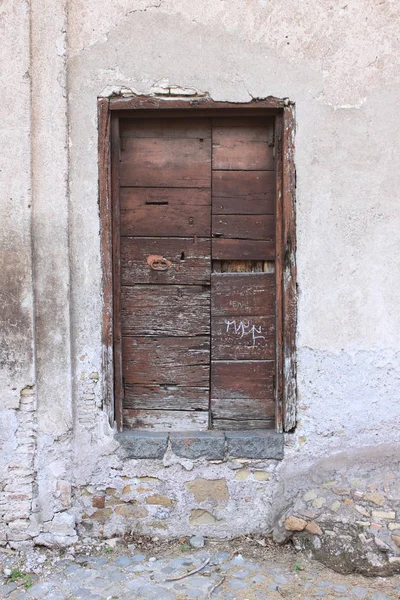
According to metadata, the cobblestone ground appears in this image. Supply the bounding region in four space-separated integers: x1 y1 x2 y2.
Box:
1 539 400 600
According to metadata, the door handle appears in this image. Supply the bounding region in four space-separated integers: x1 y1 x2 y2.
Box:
146 255 172 271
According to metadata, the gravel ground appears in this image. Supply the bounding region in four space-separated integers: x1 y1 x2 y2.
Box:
1 537 400 600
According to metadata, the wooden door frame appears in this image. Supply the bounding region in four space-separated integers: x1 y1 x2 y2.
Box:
98 95 296 433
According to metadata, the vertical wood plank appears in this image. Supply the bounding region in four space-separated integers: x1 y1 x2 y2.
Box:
98 98 114 427
282 105 297 431
111 116 123 431
275 113 284 432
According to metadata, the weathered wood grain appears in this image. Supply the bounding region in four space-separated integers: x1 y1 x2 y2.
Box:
282 104 297 432
120 188 211 237
211 360 274 399
212 215 274 240
120 138 211 187
212 417 275 430
124 384 209 411
212 238 275 260
121 237 211 285
122 336 210 386
212 123 274 171
121 285 210 336
212 170 275 215
211 316 275 360
212 117 274 133
123 409 209 431
211 396 275 420
120 118 211 139
211 273 275 316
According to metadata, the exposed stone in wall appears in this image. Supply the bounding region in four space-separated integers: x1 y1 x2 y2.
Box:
273 467 400 575
1 388 38 550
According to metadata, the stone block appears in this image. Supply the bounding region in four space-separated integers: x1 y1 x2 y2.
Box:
185 478 229 504
116 431 168 459
170 431 225 459
225 430 284 459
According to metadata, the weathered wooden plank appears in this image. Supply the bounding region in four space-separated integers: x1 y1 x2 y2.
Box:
123 409 209 431
121 285 210 336
211 360 274 399
212 124 274 171
212 171 275 215
282 104 297 432
212 239 275 260
124 385 209 411
212 417 275 430
110 96 285 111
122 336 210 385
120 138 211 187
212 117 274 139
211 396 275 420
120 118 211 139
121 237 211 285
120 188 211 237
212 215 274 240
212 316 275 360
211 273 275 316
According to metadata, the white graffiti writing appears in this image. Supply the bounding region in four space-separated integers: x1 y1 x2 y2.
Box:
225 319 265 347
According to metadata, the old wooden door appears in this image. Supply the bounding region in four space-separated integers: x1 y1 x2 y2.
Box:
114 115 277 431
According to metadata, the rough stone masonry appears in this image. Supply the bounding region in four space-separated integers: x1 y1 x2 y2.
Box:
1 0 400 574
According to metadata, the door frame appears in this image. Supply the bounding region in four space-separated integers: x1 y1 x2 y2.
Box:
98 95 296 433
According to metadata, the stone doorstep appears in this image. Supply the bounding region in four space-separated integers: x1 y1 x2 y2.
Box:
116 430 284 460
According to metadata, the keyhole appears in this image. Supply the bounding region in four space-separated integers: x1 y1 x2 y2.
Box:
189 217 194 226
180 252 185 261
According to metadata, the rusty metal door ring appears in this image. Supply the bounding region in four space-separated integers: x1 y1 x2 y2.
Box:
147 255 172 271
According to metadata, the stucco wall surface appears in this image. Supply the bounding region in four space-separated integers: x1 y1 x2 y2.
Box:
1 0 400 547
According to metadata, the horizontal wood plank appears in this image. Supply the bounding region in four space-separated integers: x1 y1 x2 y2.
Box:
212 417 275 430
212 215 274 240
122 336 209 385
124 385 209 411
212 117 274 139
212 124 274 171
211 396 275 419
212 316 275 360
211 273 275 316
123 409 209 431
120 138 211 187
212 171 275 215
212 238 275 260
121 237 211 285
121 285 210 336
120 118 211 139
211 360 274 399
120 188 211 237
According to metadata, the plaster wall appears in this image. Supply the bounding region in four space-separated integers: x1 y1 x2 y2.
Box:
1 0 400 547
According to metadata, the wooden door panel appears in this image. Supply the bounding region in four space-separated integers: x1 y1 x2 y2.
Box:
122 336 210 385
211 361 274 399
121 237 211 285
121 285 210 336
121 118 211 139
124 384 209 411
212 171 275 215
123 409 209 431
212 215 275 240
115 115 279 432
212 238 275 260
212 122 274 171
120 188 211 237
211 316 275 360
211 273 275 316
120 138 211 187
